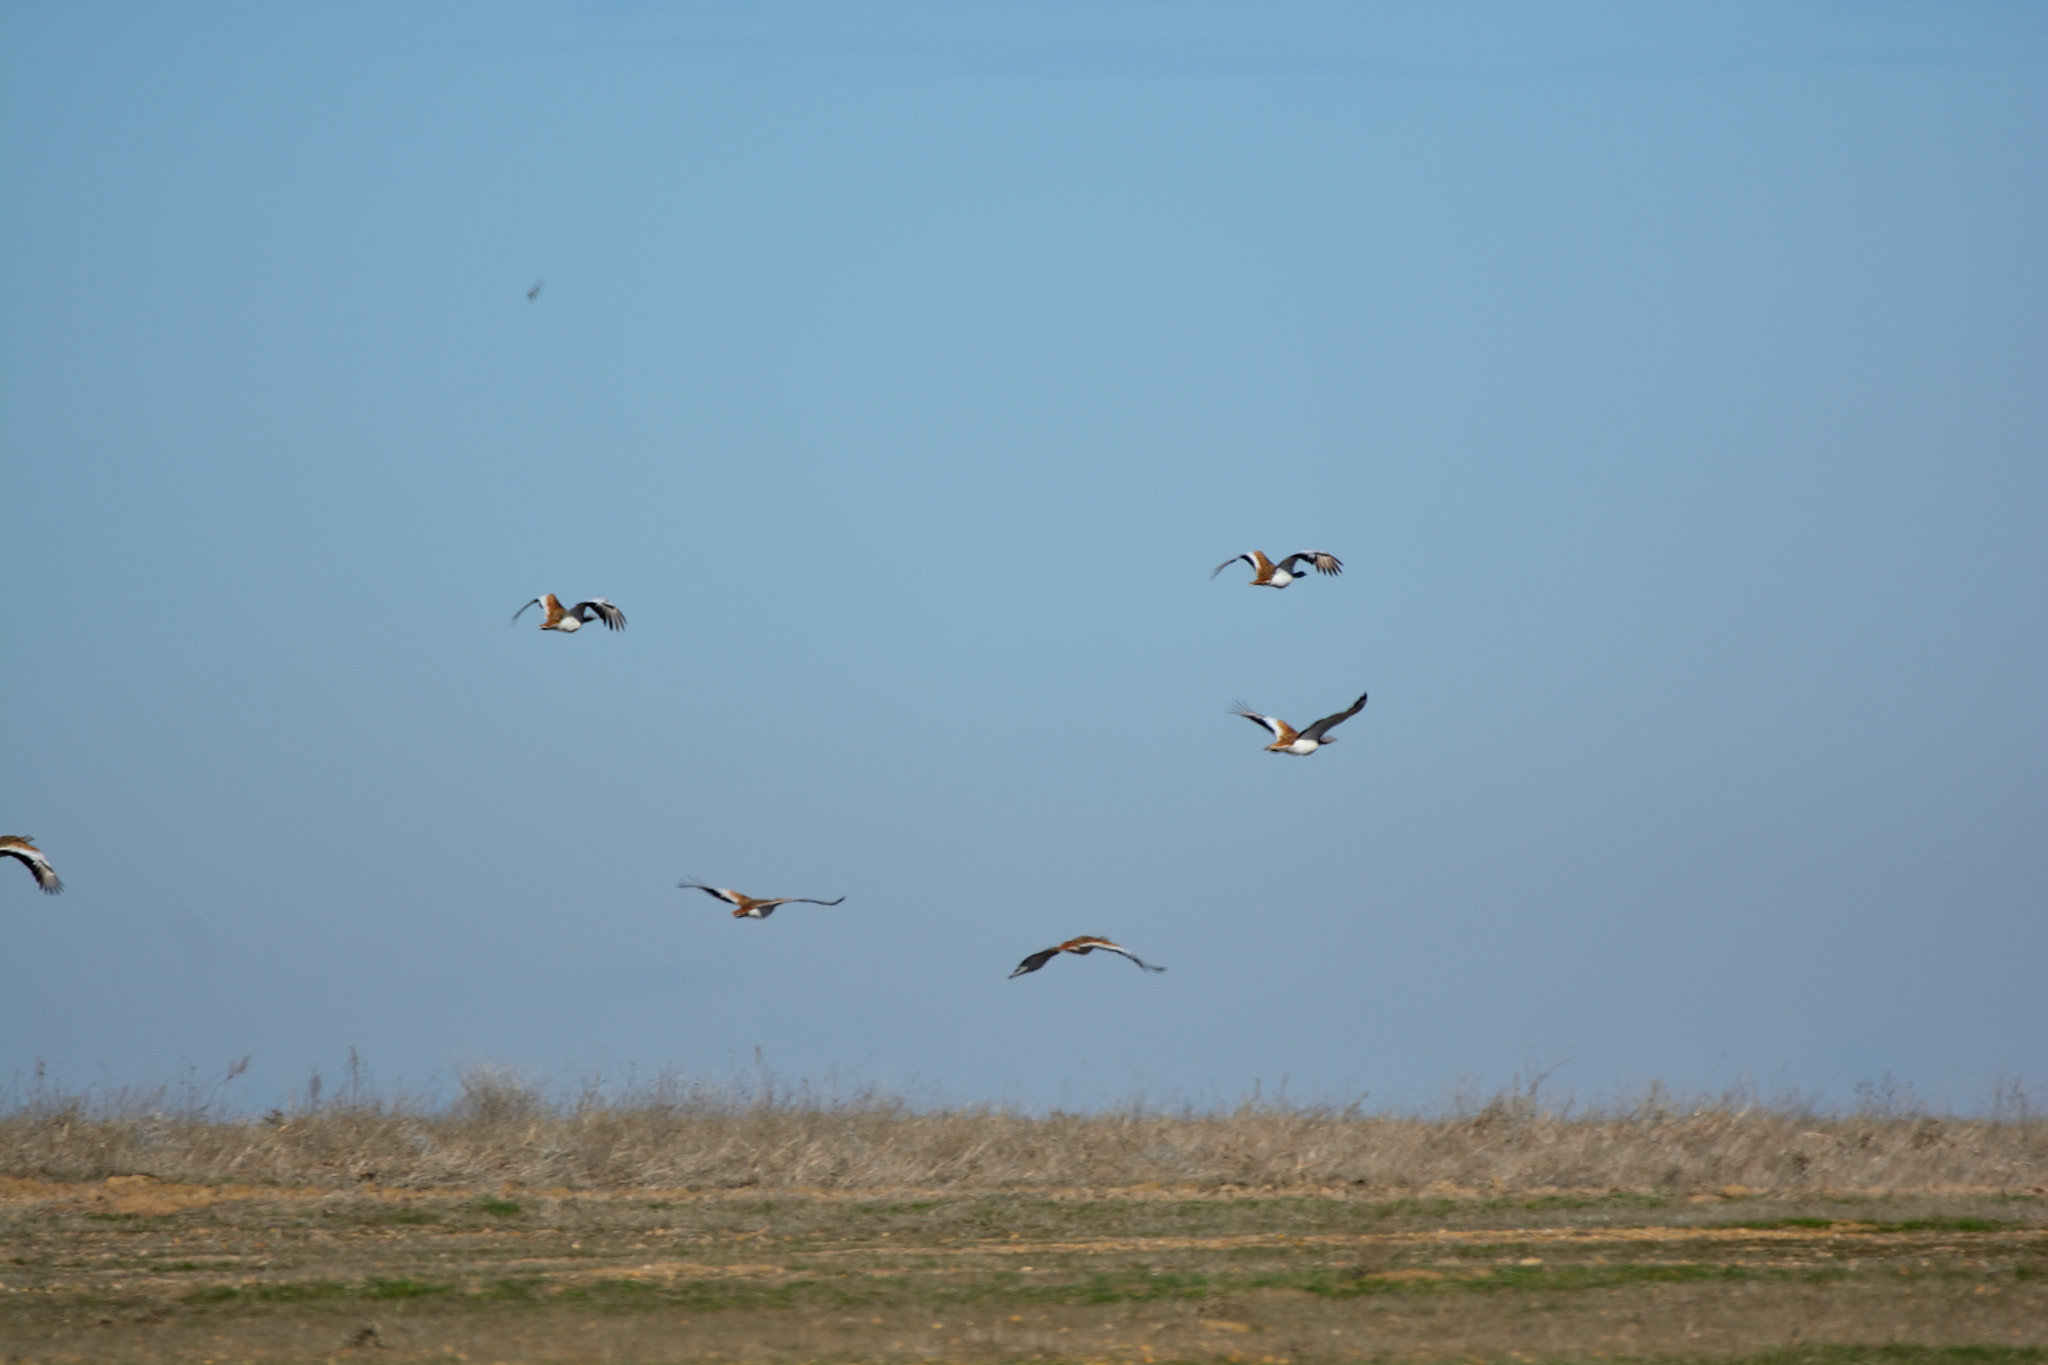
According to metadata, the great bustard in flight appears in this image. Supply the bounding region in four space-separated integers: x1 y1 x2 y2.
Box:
1231 691 1368 755
1212 550 1342 588
678 881 846 920
1009 936 1165 978
511 594 626 633
1 837 62 894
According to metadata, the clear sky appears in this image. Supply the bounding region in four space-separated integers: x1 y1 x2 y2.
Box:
3 2 2044 1113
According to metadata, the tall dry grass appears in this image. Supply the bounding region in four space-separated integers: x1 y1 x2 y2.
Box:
3 1061 2042 1195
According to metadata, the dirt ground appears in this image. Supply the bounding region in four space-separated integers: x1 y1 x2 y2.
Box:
2 1177 2042 1363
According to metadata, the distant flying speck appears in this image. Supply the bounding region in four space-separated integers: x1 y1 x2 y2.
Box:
1212 550 1343 588
1231 691 1368 756
527 280 544 301
510 594 626 633
678 881 847 920
1009 936 1164 978
1 836 63 894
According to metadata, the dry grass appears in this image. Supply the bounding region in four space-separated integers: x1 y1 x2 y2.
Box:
5 1065 2043 1195
6 1070 2044 1362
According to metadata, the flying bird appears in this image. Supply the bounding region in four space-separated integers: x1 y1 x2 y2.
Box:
526 280 545 301
1232 691 1368 755
1009 935 1164 978
1212 550 1342 588
511 594 626 633
679 881 846 919
1 837 62 894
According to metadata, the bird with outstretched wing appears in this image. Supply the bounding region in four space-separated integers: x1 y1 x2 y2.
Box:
679 881 846 920
1009 935 1164 978
1211 550 1342 588
511 594 626 633
1 837 62 894
1231 691 1368 755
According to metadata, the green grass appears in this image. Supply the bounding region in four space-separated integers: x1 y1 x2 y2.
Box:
1694 1215 2027 1236
366 1275 453 1298
1475 1262 1756 1292
180 1276 453 1305
1698 1350 2048 1365
476 1276 545 1300
1724 1217 1838 1229
1487 1190 1673 1213
251 1281 355 1303
379 1207 443 1224
131 1253 1969 1318
649 1353 2045 1365
853 1200 941 1215
1351 1190 1678 1220
178 1285 242 1304
468 1196 523 1217
559 1277 839 1314
1362 1196 1467 1220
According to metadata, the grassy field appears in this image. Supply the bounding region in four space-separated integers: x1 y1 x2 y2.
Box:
3 1079 2044 1362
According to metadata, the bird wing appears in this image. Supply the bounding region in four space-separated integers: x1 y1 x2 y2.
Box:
678 882 745 908
527 280 544 300
510 598 542 625
1009 947 1063 978
781 897 846 907
1278 551 1343 577
1062 936 1165 973
0 839 61 895
576 599 626 630
1211 553 1255 579
1231 704 1294 743
1299 691 1368 743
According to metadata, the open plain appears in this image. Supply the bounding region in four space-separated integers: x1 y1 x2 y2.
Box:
3 1085 2045 1363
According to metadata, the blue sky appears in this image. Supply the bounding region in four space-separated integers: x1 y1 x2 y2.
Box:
3 2 2044 1112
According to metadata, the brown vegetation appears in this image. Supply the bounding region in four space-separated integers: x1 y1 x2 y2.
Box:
6 1072 2044 1361
5 1066 2042 1195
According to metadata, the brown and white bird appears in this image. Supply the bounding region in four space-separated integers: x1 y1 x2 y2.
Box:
1009 936 1165 978
511 594 626 633
1 837 62 894
1231 691 1368 755
1212 550 1342 588
679 881 846 919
